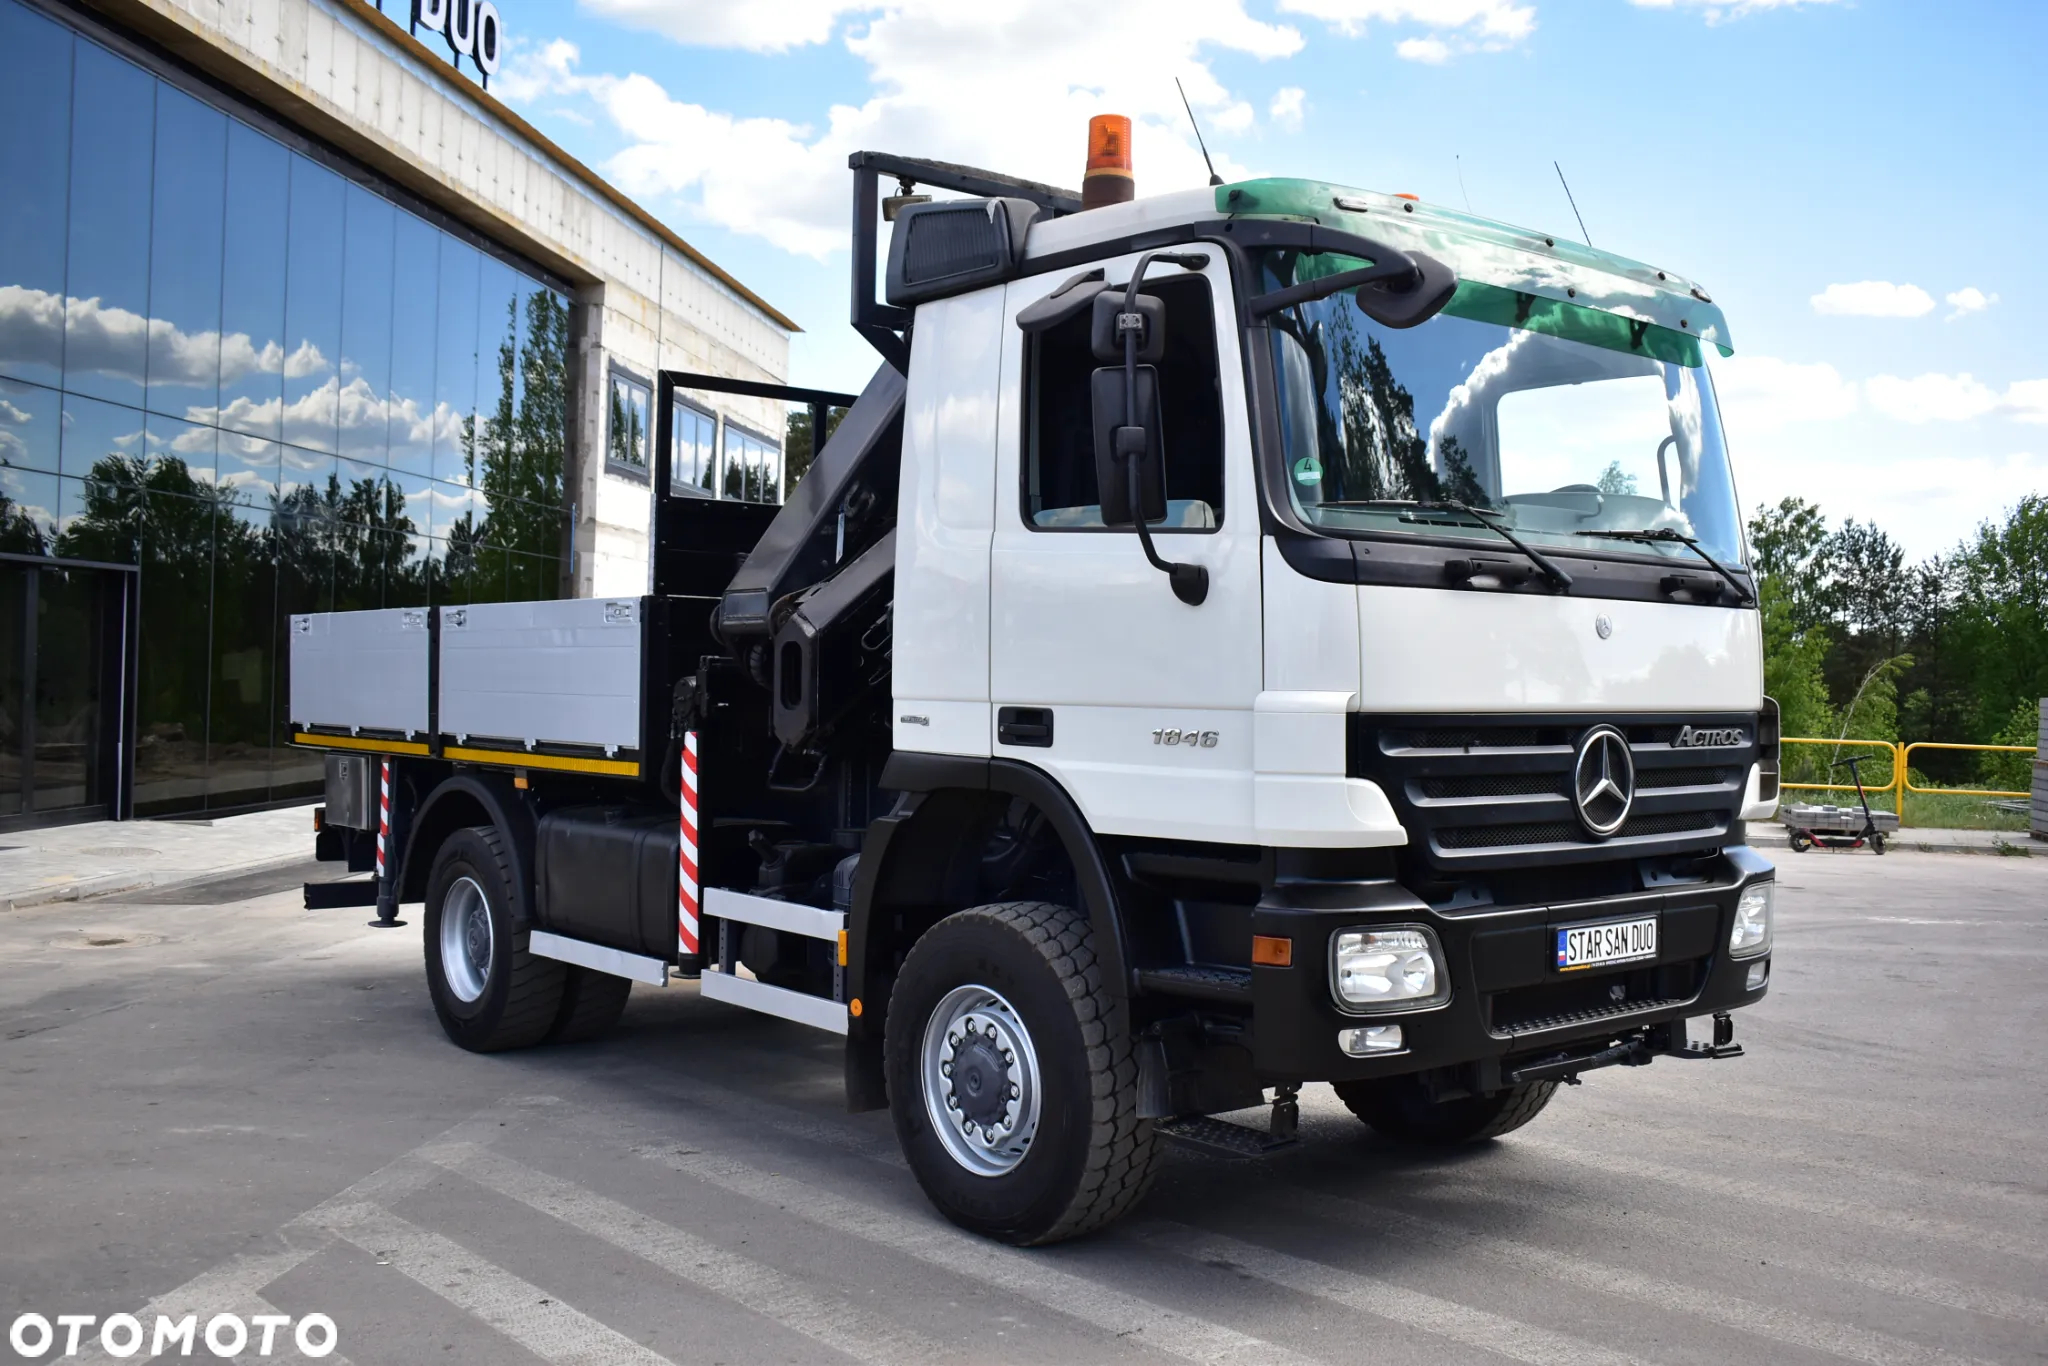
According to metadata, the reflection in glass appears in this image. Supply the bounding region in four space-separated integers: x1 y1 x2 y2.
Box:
670 401 716 498
64 42 157 408
33 567 105 813
278 444 334 505
209 496 272 806
0 0 74 388
219 122 289 442
144 411 215 492
0 563 20 815
724 423 780 504
59 394 148 483
283 158 345 454
147 87 228 421
128 489 215 815
216 433 280 508
607 370 650 473
433 236 480 487
388 212 440 478
340 186 396 463
0 466 59 556
0 378 62 476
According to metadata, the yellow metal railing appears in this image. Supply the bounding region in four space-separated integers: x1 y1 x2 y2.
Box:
1779 737 2033 826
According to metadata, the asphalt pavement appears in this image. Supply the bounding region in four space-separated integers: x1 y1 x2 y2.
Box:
1 844 2043 1365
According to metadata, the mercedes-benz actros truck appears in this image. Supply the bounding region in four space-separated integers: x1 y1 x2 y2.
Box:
294 122 1781 1246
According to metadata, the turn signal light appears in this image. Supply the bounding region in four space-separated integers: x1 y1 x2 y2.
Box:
1082 114 1134 210
1251 934 1293 967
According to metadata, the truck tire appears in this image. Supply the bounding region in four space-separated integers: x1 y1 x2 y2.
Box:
884 901 1160 1245
549 967 633 1044
424 826 565 1053
1332 1075 1557 1146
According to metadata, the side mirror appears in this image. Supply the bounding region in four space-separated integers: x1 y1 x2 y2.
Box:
1090 366 1165 526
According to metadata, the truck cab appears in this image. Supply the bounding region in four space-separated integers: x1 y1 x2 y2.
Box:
295 146 1778 1249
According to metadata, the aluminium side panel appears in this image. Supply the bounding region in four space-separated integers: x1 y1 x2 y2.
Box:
438 598 643 752
288 608 431 736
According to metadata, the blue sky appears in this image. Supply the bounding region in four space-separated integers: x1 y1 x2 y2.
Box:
491 0 2045 558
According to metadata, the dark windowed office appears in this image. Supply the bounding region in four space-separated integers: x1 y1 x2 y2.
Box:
0 0 572 825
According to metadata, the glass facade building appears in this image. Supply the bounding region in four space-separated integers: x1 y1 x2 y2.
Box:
0 0 573 819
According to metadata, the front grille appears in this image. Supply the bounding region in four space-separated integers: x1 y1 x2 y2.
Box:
1353 712 1753 871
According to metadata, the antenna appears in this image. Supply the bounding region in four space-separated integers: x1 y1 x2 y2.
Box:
1554 160 1592 246
1456 154 1472 213
1176 78 1224 187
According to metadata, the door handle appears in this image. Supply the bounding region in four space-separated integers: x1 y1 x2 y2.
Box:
997 707 1054 748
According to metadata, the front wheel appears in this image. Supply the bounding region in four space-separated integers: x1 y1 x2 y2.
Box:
1332 1074 1557 1146
1787 830 1813 853
885 902 1160 1245
1870 832 1887 855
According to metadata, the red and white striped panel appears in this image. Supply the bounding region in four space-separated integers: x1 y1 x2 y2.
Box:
376 759 391 880
678 731 700 958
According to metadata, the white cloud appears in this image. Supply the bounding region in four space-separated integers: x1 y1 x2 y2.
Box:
1809 280 1935 318
1269 86 1306 130
1629 0 1842 21
1864 372 2001 424
1710 354 1858 432
1277 0 1535 42
1943 286 1997 320
576 0 860 54
1998 379 2048 424
1397 36 1452 61
507 2 1305 260
0 285 293 387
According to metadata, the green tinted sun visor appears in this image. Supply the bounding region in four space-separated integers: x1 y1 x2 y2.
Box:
1220 177 1732 358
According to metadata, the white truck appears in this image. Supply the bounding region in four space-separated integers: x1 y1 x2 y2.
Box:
293 137 1780 1246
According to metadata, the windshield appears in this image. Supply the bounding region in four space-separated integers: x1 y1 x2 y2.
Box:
1263 254 1746 568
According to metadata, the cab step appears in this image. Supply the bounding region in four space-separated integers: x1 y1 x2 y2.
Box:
1155 1113 1299 1159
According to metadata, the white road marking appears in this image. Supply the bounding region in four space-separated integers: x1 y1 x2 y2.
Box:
314 1201 675 1366
607 1132 1329 1366
1266 1186 2001 1366
1421 1180 2048 1330
1517 1138 2048 1265
427 1140 956 1364
1133 1221 1647 1366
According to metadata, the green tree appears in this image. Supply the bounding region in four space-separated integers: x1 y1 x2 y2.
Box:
1980 696 2040 792
1595 460 1638 496
783 404 847 495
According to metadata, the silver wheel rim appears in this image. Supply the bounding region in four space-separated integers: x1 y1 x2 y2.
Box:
440 875 494 1004
921 983 1042 1178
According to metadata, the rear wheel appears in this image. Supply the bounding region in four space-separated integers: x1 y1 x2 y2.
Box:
1332 1074 1557 1145
424 826 564 1052
885 902 1160 1245
1870 832 1887 855
549 967 634 1043
1787 830 1812 853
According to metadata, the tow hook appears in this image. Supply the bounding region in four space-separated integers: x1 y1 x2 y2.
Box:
1668 1011 1745 1062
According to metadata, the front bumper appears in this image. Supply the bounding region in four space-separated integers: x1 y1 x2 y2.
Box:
1248 844 1773 1082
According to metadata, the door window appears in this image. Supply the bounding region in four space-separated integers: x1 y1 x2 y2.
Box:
1023 271 1224 530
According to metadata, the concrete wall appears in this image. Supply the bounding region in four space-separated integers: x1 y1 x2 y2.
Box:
91 0 798 598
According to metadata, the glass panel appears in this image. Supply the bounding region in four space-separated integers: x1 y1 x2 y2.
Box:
385 464 432 559
33 566 104 813
218 122 289 442
270 481 329 797
146 87 227 421
474 257 521 550
278 444 334 507
430 478 474 543
387 212 439 478
132 490 213 816
670 402 716 497
0 466 59 556
516 285 571 522
144 412 215 508
432 236 480 486
339 186 396 463
608 370 650 473
282 157 345 454
0 3 73 389
59 393 147 485
0 563 22 816
63 42 156 408
217 431 280 509
208 498 272 808
0 378 62 475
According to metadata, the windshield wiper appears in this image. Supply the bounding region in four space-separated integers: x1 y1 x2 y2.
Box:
1319 499 1574 592
1574 528 1755 604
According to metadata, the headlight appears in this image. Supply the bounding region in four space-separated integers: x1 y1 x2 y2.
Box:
1730 884 1773 958
1331 927 1449 1013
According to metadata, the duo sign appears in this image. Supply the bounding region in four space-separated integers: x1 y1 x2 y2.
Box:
408 0 503 83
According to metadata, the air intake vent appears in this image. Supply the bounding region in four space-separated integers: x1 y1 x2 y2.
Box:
885 197 1040 307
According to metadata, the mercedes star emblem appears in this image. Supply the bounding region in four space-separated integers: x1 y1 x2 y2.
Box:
1572 725 1635 837
1594 615 1613 639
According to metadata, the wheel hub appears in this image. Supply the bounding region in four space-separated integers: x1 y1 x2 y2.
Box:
922 987 1042 1178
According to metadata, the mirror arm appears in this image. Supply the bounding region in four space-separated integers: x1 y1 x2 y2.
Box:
1246 259 1416 318
1117 252 1208 607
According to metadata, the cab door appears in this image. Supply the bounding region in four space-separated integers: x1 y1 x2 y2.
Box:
988 248 1262 842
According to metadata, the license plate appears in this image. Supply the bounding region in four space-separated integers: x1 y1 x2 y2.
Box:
1556 916 1658 971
